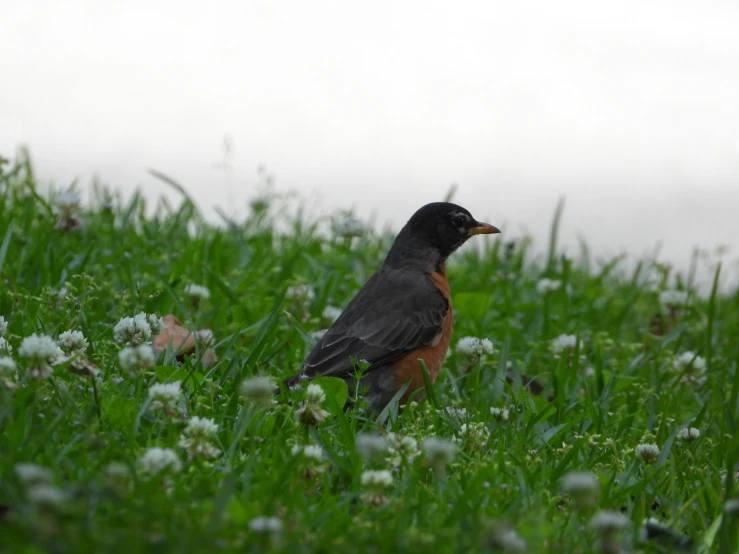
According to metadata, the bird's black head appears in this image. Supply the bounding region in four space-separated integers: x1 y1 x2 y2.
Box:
386 202 500 270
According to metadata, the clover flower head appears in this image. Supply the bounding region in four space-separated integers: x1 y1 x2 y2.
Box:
536 278 562 294
562 471 600 507
248 516 283 534
321 305 343 323
114 314 153 346
422 437 457 472
310 329 328 342
119 344 156 376
184 283 211 300
179 417 221 460
355 434 388 462
306 383 326 404
285 284 315 302
678 427 700 442
635 443 660 464
57 329 88 353
0 355 17 377
136 447 182 477
148 381 181 412
456 336 494 358
56 190 81 211
360 469 393 488
590 510 629 532
659 289 689 310
551 334 578 354
18 334 64 363
334 217 371 238
27 484 66 507
0 336 11 355
15 463 53 486
240 375 276 405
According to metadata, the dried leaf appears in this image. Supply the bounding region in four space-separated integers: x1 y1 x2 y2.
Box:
153 314 218 365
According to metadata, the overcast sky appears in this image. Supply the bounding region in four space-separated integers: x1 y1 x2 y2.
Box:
2 0 739 288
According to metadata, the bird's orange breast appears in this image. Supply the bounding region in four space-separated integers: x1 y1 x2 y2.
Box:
391 268 453 402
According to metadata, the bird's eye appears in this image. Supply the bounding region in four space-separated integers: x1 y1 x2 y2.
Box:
450 212 470 229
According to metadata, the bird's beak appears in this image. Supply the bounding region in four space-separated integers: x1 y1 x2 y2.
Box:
468 222 501 235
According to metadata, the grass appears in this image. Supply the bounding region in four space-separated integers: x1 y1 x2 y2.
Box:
0 149 737 553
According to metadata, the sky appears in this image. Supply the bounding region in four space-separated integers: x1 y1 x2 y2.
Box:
2 0 739 289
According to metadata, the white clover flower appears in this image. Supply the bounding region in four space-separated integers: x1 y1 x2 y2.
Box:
119 344 156 376
0 336 11 355
551 334 578 354
321 305 342 323
113 315 153 346
562 471 600 507
387 433 420 461
18 334 64 363
590 510 630 532
57 330 88 353
249 516 283 534
56 190 81 211
301 445 323 461
334 217 371 238
193 329 215 346
635 443 660 464
179 417 221 460
0 356 17 377
355 434 388 462
422 437 457 472
659 289 689 310
18 333 64 380
285 284 315 302
184 284 210 301
295 402 330 426
26 484 65 506
183 416 219 437
490 407 510 421
536 278 562 294
105 461 131 479
136 447 182 477
309 329 328 342
146 313 164 334
0 315 7 336
306 383 326 404
678 427 700 442
454 422 490 450
444 407 468 420
15 463 53 486
672 352 707 386
673 352 706 372
360 470 393 488
148 382 181 412
497 528 527 553
240 376 276 405
456 336 494 358
104 462 133 492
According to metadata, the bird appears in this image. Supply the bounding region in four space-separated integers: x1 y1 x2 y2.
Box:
285 202 500 413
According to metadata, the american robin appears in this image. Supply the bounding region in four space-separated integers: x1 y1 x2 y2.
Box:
285 202 500 412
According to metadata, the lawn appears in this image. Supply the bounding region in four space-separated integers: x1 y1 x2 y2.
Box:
0 150 737 553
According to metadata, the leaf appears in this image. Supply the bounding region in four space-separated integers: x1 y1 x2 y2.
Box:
539 422 569 445
311 376 348 413
152 314 218 366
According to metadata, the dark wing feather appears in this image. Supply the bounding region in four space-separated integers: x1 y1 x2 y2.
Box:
298 266 449 379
